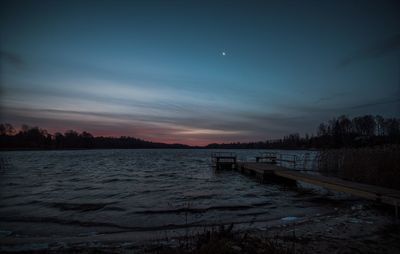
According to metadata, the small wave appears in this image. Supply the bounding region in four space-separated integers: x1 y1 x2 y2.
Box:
157 172 177 177
0 216 205 232
0 230 13 237
49 202 116 212
4 182 19 186
133 200 274 215
186 194 215 200
0 213 298 233
73 186 100 191
281 216 298 221
0 216 126 229
100 206 126 212
243 193 258 197
101 178 133 183
1 194 21 200
183 191 215 200
252 201 273 207
13 200 42 207
132 203 267 215
237 211 270 217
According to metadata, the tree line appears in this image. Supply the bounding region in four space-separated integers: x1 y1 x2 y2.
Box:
1 115 399 150
206 115 400 149
0 124 190 149
313 115 400 148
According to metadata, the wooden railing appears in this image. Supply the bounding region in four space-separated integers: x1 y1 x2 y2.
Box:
255 152 314 170
211 152 236 158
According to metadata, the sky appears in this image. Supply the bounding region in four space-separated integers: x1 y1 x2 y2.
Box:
1 0 400 145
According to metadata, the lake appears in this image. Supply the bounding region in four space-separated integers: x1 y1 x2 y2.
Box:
0 149 328 248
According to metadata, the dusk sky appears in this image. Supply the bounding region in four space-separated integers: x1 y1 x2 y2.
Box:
1 0 399 145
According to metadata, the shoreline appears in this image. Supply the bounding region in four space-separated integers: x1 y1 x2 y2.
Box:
1 197 399 253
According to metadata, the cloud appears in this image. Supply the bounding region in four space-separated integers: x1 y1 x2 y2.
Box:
283 96 400 118
338 33 400 68
3 73 399 145
315 92 347 103
0 51 25 69
1 103 318 145
344 97 400 110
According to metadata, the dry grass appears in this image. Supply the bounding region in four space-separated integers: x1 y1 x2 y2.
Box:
317 145 400 190
148 225 294 254
9 226 294 254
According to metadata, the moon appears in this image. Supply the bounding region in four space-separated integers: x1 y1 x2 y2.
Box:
222 52 226 56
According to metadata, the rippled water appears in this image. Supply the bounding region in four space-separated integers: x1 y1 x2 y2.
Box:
0 149 323 241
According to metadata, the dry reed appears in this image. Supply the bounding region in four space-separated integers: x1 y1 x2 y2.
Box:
317 145 400 190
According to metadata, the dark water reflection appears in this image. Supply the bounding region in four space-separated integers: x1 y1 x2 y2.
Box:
0 149 321 238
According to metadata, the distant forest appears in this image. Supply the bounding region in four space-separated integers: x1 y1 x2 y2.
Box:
1 115 399 150
0 124 190 150
206 115 400 149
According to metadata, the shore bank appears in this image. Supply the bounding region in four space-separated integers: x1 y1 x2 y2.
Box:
1 194 399 254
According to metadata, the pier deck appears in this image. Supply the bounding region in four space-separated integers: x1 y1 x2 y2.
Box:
236 162 400 210
211 152 237 170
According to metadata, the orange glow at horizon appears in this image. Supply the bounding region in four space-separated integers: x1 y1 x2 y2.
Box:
33 125 238 147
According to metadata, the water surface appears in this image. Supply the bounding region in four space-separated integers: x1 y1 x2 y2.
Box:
0 149 323 241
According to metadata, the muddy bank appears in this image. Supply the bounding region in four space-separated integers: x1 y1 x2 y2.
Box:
147 203 400 254
1 198 399 254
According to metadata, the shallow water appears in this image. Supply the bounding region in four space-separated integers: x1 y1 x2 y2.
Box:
0 149 323 241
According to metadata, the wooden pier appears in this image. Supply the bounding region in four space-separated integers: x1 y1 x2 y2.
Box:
211 152 237 170
212 152 400 214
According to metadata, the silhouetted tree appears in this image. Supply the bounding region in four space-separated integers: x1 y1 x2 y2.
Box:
353 115 375 136
385 118 400 139
375 115 385 136
1 115 399 150
0 123 15 136
338 115 352 135
54 132 64 148
317 123 328 137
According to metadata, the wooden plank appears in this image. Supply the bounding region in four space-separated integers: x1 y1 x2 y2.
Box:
239 162 287 172
274 170 379 201
238 162 400 207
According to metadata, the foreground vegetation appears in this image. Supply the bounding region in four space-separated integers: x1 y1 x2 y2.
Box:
317 145 400 190
146 225 292 254
6 226 293 254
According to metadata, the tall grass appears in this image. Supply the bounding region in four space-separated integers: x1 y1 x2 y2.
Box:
150 225 293 254
317 145 400 190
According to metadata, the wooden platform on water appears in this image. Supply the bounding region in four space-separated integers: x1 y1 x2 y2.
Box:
235 162 400 210
211 152 237 170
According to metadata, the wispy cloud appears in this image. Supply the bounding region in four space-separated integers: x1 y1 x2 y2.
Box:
345 97 400 110
315 92 347 103
1 106 248 144
283 95 400 117
0 51 25 69
1 103 318 144
338 33 400 68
